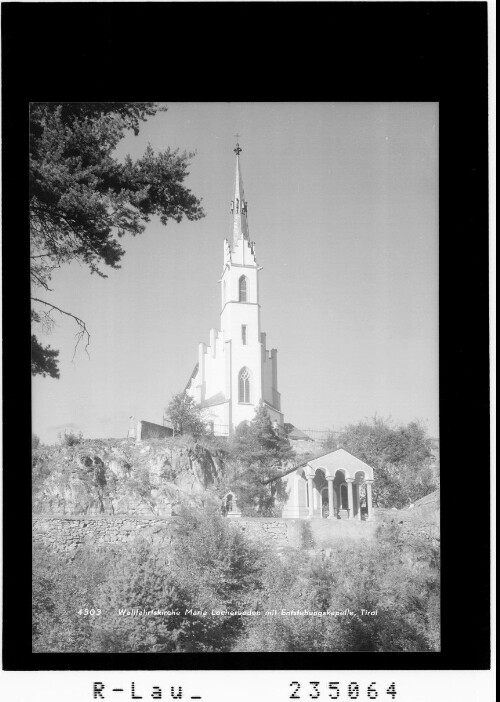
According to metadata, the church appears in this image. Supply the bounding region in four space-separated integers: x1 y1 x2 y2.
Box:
184 143 376 521
185 143 283 434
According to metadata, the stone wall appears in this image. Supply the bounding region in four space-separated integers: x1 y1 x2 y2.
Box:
32 515 379 556
137 420 174 441
32 516 178 556
237 517 378 548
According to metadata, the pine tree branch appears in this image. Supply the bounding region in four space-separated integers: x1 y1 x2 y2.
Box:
31 297 91 360
30 270 53 291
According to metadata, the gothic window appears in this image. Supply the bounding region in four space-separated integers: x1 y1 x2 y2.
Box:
241 325 247 345
238 367 251 403
223 280 226 303
239 275 248 302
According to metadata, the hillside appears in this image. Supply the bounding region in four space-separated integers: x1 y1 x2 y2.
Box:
377 489 440 546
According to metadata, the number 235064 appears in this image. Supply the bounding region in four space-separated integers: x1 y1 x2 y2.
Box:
290 681 397 700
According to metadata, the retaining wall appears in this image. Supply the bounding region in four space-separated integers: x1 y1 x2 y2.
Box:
137 421 173 441
32 515 378 555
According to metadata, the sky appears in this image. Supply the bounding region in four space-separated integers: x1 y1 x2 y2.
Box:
32 102 439 444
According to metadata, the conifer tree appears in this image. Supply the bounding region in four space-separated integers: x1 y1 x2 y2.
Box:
233 401 294 468
226 402 294 516
30 102 205 377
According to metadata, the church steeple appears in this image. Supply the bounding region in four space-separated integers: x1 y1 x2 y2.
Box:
230 141 249 249
185 141 283 435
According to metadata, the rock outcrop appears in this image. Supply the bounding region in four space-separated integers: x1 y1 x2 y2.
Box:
32 437 224 517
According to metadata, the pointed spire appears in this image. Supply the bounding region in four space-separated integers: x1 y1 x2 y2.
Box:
230 141 249 248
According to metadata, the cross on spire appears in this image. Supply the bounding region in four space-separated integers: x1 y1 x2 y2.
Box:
230 137 249 247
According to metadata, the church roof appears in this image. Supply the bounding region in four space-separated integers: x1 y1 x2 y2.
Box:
286 425 313 441
200 391 227 408
231 142 250 249
184 362 199 391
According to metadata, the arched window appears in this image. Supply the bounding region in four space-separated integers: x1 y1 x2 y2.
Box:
239 275 248 302
238 367 251 403
340 483 348 509
321 487 329 518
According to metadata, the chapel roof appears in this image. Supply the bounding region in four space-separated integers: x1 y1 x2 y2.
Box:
307 448 374 480
263 447 374 484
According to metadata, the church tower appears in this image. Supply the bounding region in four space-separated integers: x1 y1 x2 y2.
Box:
185 143 283 434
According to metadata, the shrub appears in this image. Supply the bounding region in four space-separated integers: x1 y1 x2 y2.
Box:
58 430 84 447
90 538 193 652
90 506 264 652
299 520 315 549
234 523 440 653
338 417 437 508
32 543 110 652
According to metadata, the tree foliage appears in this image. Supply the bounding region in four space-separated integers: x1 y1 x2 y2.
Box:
224 403 295 516
32 518 439 653
332 416 437 508
30 102 205 377
232 402 295 468
90 539 193 653
235 522 440 653
31 310 60 378
31 334 60 378
165 391 207 437
32 543 109 652
58 429 84 447
33 508 264 653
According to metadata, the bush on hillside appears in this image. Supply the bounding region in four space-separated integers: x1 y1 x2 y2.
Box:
32 512 439 653
89 506 264 652
32 543 111 652
234 522 440 653
58 430 84 447
329 416 438 509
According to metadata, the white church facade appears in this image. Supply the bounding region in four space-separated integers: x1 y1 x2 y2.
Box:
185 144 283 434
